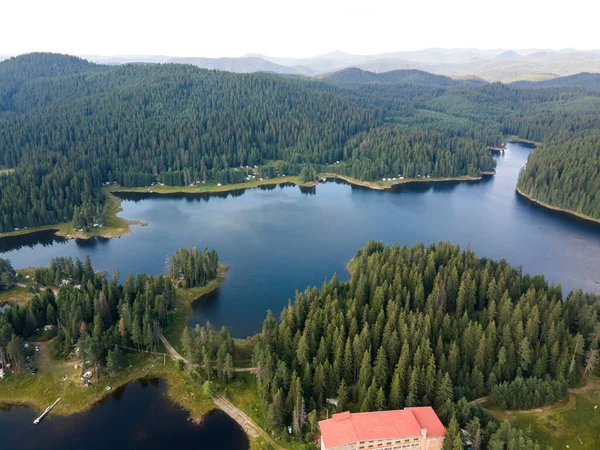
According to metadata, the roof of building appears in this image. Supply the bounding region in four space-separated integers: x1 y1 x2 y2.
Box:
406 407 446 438
318 407 445 449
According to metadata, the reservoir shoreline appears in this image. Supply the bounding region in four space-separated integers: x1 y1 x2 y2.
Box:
0 171 495 241
516 187 600 226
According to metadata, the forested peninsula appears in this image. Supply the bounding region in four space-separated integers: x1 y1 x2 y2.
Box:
0 247 229 416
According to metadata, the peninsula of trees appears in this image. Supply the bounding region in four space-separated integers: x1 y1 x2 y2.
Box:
0 247 228 376
252 241 600 447
168 247 219 289
517 134 600 220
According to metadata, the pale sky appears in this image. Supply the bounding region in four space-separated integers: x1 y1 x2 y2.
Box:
2 0 599 58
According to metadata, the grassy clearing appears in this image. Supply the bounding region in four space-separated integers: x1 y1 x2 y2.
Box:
249 436 276 450
233 338 255 368
486 381 600 449
0 286 33 306
0 340 215 420
503 135 540 146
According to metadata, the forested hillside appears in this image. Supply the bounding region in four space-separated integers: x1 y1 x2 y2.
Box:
321 68 480 86
331 127 495 180
511 72 600 89
0 53 503 233
517 134 600 218
0 54 380 232
2 52 600 231
252 241 600 446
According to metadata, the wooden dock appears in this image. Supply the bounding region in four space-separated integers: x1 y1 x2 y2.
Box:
487 146 506 153
33 398 60 424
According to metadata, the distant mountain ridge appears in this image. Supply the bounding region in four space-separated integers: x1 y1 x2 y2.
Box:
6 48 600 82
320 67 487 86
165 56 314 75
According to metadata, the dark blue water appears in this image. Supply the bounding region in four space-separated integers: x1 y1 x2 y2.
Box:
1 143 599 337
0 379 248 449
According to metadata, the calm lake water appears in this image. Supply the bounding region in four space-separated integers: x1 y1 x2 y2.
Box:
1 143 600 337
0 378 249 449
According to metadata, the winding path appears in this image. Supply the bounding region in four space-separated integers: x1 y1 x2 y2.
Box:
159 333 256 372
159 334 189 363
158 334 277 447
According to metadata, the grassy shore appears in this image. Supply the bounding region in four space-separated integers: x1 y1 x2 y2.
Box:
0 192 145 240
516 187 600 225
321 172 491 190
0 342 215 418
108 176 315 196
0 268 46 306
503 135 539 147
108 172 492 196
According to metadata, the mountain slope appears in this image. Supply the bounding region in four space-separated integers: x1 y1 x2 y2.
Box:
512 72 600 89
0 52 104 82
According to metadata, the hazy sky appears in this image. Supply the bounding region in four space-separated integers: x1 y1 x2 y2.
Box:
2 0 599 58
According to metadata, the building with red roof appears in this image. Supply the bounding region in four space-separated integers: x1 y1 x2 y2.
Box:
318 407 445 450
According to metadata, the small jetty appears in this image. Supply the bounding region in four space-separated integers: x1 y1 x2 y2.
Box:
33 398 61 424
487 146 506 153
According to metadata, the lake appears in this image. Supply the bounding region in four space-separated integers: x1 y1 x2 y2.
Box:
0 378 249 449
1 142 600 337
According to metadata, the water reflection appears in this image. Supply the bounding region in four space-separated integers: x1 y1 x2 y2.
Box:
0 230 68 253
